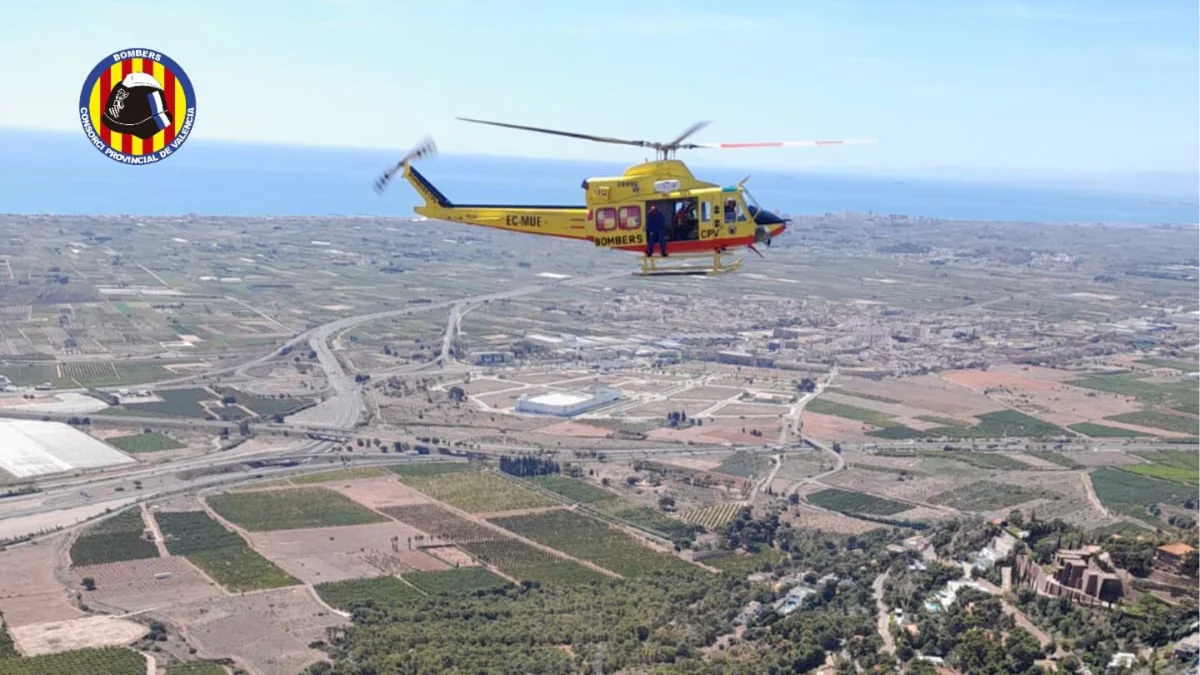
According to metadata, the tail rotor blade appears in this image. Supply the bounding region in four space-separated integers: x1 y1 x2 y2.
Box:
374 137 438 195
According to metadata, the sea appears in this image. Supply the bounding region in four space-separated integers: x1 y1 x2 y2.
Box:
1 128 1197 226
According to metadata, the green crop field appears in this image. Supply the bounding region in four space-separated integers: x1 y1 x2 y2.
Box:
1136 358 1199 372
1122 451 1199 486
0 363 72 388
927 410 1066 439
210 386 313 418
530 475 618 504
152 510 298 592
528 476 700 539
1104 411 1198 435
187 546 299 593
395 471 554 513
388 462 473 477
402 567 508 595
107 388 217 419
315 576 425 611
1070 373 1199 415
106 432 185 453
679 503 743 529
291 467 392 484
155 511 245 555
807 488 911 516
835 390 902 404
1068 422 1148 438
929 481 1051 512
808 398 893 426
207 488 388 530
0 647 146 675
1025 450 1084 469
381 504 606 584
69 508 158 566
61 361 171 387
1090 468 1196 523
491 510 690 578
714 451 772 478
876 448 1032 471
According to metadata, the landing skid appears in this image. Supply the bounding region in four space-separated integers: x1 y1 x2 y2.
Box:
636 250 743 277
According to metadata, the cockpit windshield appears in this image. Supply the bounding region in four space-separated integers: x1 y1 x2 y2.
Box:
742 186 764 215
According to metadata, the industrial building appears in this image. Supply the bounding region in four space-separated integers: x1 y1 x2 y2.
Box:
515 386 620 417
0 419 136 478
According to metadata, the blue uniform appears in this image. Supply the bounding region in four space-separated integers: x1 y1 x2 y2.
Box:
646 208 667 257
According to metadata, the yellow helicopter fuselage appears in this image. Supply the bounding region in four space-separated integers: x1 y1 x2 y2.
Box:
402 159 786 256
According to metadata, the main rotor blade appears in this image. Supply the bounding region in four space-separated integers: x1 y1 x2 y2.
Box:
666 121 711 148
688 138 879 149
457 117 653 148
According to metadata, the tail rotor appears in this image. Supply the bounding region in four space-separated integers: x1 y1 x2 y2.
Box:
374 136 437 194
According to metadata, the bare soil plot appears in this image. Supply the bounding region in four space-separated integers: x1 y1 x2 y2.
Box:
625 399 713 417
71 557 222 613
715 403 790 417
461 378 521 395
941 368 1060 392
424 545 477 567
798 412 873 442
328 477 432 509
538 421 613 438
476 387 550 409
672 385 744 401
10 615 147 656
159 586 347 675
246 522 448 584
819 392 942 422
657 457 725 472
782 505 882 535
1067 451 1142 467
509 373 581 385
0 542 83 627
843 374 1004 417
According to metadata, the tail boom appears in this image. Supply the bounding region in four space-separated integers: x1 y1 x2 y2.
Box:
403 164 589 239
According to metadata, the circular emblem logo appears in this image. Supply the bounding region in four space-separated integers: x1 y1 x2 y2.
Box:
79 48 196 165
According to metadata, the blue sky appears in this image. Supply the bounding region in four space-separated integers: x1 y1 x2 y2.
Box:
2 0 1197 177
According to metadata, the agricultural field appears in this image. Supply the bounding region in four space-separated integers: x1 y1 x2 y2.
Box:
1068 422 1148 438
806 488 912 517
914 410 1067 439
105 432 184 453
1136 358 1199 372
69 557 222 613
210 386 313 418
929 481 1051 512
1089 468 1197 524
527 475 701 541
491 509 690 578
874 448 1032 471
207 487 389 530
530 475 618 504
315 576 425 611
1122 451 1198 486
1069 372 1199 415
290 467 393 484
714 451 773 478
388 462 474 477
679 502 742 529
394 470 555 514
403 567 508 595
0 647 146 675
103 387 244 421
69 508 158 567
1104 411 1198 435
1025 451 1083 470
61 361 172 387
382 504 606 584
153 510 298 592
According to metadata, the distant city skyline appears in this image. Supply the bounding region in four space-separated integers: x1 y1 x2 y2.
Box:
2 0 1197 177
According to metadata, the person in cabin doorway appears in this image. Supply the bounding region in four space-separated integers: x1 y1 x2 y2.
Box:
646 204 668 257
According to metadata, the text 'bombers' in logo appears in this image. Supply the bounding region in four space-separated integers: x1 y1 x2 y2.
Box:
78 48 196 165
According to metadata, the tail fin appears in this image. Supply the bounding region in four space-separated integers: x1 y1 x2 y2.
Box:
373 136 437 195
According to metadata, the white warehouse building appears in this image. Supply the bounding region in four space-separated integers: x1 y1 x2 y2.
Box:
515 386 620 417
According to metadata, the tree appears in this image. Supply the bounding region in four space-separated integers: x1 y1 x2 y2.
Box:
1008 509 1024 528
81 577 96 591
658 494 675 510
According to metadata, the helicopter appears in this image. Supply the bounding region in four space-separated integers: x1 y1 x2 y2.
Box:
373 118 877 276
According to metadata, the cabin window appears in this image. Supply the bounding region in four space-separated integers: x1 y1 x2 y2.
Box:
595 207 618 232
701 201 711 222
617 205 641 230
